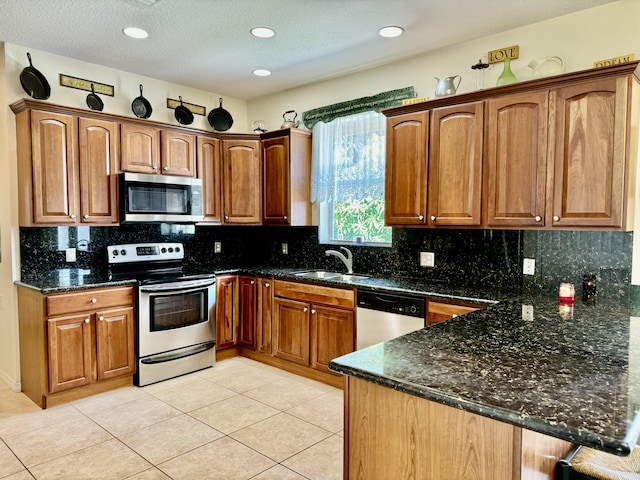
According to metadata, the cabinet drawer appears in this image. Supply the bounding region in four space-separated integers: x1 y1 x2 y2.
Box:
427 300 481 326
47 286 134 316
274 280 354 309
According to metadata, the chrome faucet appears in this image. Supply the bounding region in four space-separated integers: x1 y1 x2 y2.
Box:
325 247 353 274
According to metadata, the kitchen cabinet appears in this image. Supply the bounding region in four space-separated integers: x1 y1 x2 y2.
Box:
261 129 312 225
215 275 238 351
197 135 222 222
385 112 429 225
256 277 273 355
426 300 481 326
121 123 195 176
13 107 119 226
222 138 262 224
238 276 257 349
383 61 640 231
17 285 135 408
485 90 549 227
427 102 483 226
273 280 355 373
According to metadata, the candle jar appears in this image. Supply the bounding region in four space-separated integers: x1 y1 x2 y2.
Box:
559 282 576 305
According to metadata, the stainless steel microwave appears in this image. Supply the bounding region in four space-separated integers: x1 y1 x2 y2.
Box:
119 172 203 223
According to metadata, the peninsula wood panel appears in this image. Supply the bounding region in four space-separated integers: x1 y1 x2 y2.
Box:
78 117 119 223
197 136 222 222
120 123 160 173
550 77 628 228
385 112 428 225
347 377 519 480
161 130 196 176
485 91 549 227
428 101 483 226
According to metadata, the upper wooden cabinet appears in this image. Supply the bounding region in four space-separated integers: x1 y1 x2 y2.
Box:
121 124 195 176
262 129 312 225
384 61 640 231
197 136 222 223
385 112 429 225
428 102 483 226
222 138 262 224
14 107 118 226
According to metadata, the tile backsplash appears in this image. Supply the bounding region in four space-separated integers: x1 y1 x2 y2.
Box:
19 225 633 299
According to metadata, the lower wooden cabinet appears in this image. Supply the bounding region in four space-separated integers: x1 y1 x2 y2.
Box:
215 275 238 350
427 300 481 326
256 277 273 355
18 285 135 408
238 276 257 349
273 280 355 374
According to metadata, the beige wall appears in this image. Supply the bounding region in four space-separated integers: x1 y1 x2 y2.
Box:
1 0 639 389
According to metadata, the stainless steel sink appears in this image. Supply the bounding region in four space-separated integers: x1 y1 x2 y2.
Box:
294 271 369 281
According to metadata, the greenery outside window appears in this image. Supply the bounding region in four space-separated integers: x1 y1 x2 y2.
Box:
311 110 391 245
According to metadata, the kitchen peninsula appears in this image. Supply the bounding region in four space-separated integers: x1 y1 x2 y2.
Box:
329 297 640 479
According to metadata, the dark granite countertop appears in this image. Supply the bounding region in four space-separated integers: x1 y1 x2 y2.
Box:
16 268 137 293
329 297 640 456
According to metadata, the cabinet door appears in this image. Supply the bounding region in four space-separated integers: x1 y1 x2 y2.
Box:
95 307 135 380
216 275 237 350
273 297 310 366
197 136 222 222
257 278 273 355
485 91 548 227
550 77 628 228
427 300 480 326
120 123 160 173
238 276 257 349
30 110 78 224
78 117 119 224
428 102 483 226
47 314 93 393
311 305 354 374
222 139 261 224
262 136 290 224
385 112 429 225
161 130 196 176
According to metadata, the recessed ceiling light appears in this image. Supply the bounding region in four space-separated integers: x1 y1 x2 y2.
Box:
123 27 149 39
252 69 272 77
378 26 404 38
250 27 275 38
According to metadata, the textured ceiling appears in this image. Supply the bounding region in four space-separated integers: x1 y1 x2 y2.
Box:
0 0 618 100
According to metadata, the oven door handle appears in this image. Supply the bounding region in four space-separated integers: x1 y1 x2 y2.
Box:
139 278 216 293
140 341 216 364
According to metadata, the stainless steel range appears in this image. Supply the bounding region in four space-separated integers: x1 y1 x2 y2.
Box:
107 242 216 386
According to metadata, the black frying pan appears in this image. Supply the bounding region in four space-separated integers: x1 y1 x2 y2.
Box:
174 96 194 125
131 84 152 119
207 98 233 131
20 53 51 100
86 84 104 111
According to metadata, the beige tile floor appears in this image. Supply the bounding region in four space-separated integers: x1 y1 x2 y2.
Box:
0 357 344 480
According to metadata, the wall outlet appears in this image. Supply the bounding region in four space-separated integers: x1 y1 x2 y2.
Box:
214 242 222 253
523 258 535 275
522 304 534 321
65 247 76 262
420 251 435 267
281 243 288 254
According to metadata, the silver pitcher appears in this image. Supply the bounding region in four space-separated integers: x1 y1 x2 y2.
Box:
434 75 461 97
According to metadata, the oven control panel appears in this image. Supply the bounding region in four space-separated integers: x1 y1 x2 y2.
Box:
107 243 184 263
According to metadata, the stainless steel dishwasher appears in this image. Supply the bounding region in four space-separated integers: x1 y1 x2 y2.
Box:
356 289 426 349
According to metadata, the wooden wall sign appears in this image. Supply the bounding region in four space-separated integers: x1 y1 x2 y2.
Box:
59 74 114 96
166 98 206 116
593 54 635 68
488 46 520 64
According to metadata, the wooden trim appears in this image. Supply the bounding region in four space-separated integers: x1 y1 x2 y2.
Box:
274 280 355 309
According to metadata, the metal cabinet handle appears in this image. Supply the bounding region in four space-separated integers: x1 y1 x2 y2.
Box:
99 316 104 321
163 166 169 171
83 214 89 219
70 214 76 219
225 215 229 220
90 298 97 303
152 166 158 171
250 280 255 285
283 215 288 220
303 307 308 312
265 282 270 288
418 215 424 220
311 309 316 314
430 215 436 221
84 318 90 324
452 314 458 318
553 215 560 221
535 215 542 222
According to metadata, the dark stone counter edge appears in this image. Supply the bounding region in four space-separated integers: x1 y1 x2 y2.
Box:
328 360 639 456
15 279 138 294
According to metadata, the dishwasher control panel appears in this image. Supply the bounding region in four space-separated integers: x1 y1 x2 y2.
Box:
357 290 426 319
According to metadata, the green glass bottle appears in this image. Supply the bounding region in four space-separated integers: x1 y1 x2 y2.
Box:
496 57 517 86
